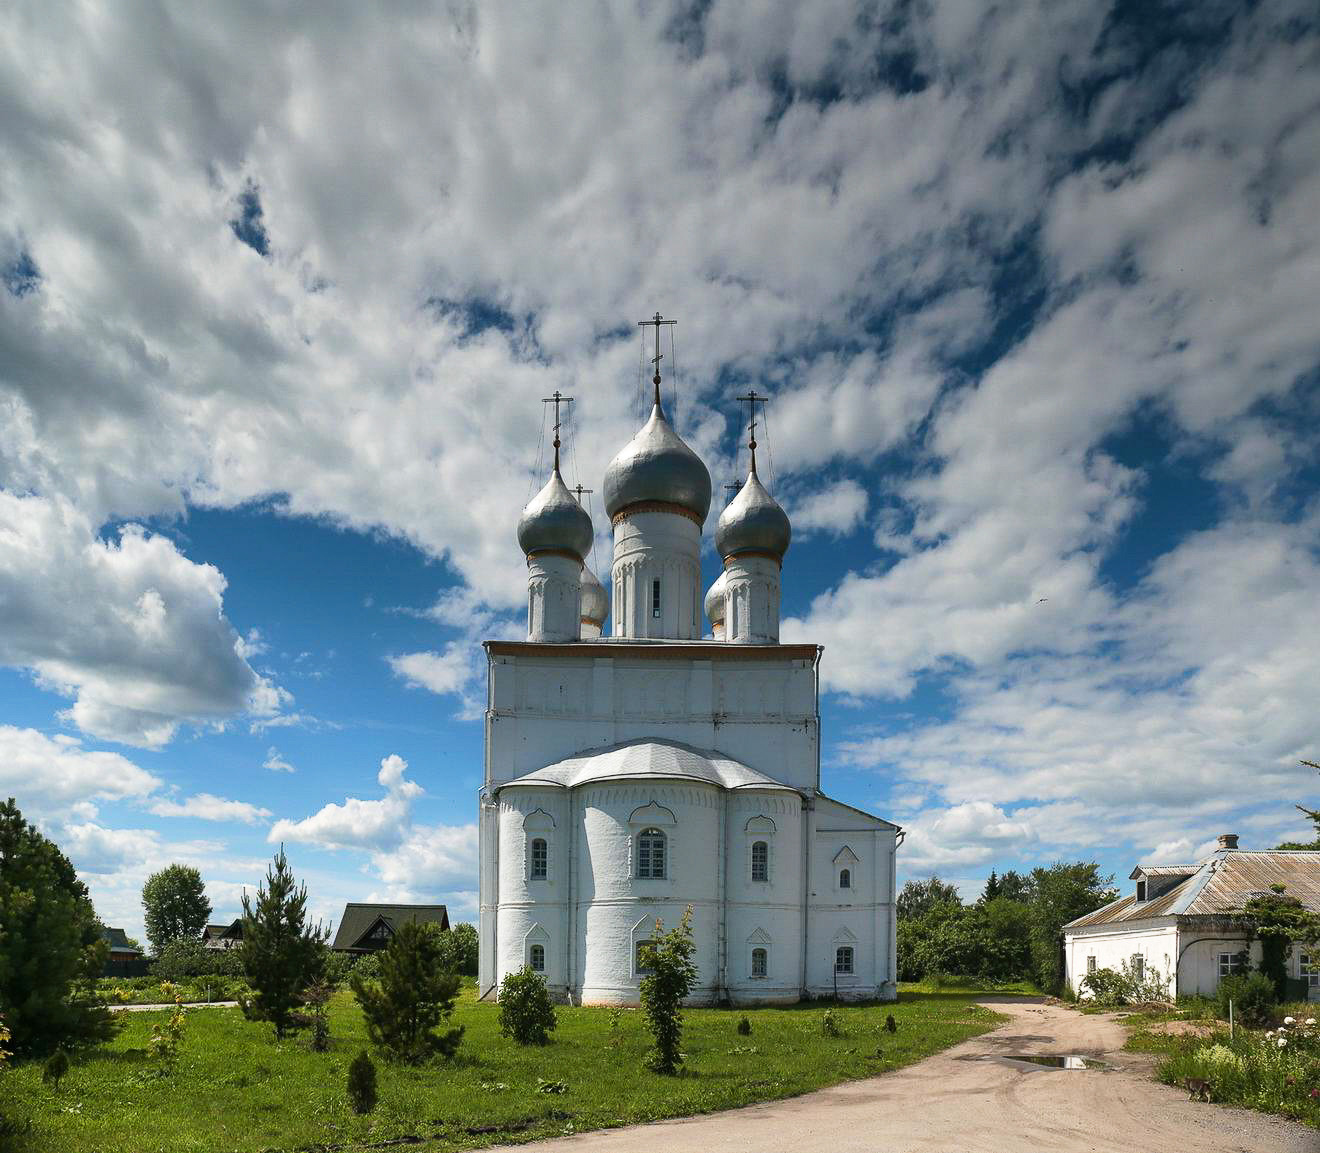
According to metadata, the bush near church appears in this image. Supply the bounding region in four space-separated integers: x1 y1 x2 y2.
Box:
498 967 557 1045
352 920 464 1063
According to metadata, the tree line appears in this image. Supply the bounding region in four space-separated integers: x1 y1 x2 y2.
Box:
897 861 1116 991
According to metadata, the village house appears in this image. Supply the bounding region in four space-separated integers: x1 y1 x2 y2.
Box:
1064 834 1320 1000
330 903 451 954
201 919 244 950
99 926 145 975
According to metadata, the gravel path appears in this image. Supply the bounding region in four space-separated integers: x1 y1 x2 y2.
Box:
526 999 1316 1153
107 1000 240 1012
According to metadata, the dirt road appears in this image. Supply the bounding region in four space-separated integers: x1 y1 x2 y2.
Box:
529 999 1316 1153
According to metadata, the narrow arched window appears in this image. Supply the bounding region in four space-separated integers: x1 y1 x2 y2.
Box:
835 946 854 975
652 578 662 618
839 867 851 889
751 947 768 978
751 840 769 882
529 943 545 972
637 828 666 879
530 837 548 880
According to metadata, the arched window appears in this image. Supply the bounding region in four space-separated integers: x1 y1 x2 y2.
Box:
751 947 768 978
751 840 769 882
835 946 854 975
530 837 548 880
635 939 657 975
637 828 666 879
839 867 851 889
529 943 545 973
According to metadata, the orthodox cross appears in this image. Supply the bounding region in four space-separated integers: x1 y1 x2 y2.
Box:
572 483 593 503
637 311 677 405
735 390 770 474
541 390 573 471
723 478 744 507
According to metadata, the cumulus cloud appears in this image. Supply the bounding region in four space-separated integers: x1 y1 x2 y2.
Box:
0 724 161 819
263 747 295 773
269 754 422 850
148 792 273 825
785 478 869 537
0 493 287 746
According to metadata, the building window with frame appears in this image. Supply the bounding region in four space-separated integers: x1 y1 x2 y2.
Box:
751 840 769 882
529 943 546 973
839 867 851 889
636 939 656 976
1218 951 1245 978
637 828 666 879
1130 954 1145 980
530 837 548 880
835 946 854 975
1302 952 1319 989
652 578 662 618
751 947 768 978
1136 879 1147 902
1086 955 1097 975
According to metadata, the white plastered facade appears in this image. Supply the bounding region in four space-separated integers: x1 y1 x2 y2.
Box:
477 645 900 1004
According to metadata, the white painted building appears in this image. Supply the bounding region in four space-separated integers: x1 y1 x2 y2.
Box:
1064 835 1320 1000
478 368 900 1005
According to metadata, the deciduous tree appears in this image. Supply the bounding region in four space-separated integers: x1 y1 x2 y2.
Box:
639 906 698 1075
141 864 212 956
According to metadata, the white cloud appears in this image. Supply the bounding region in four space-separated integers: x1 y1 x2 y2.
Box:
148 792 273 825
263 747 295 773
0 725 161 819
369 823 480 904
785 478 869 537
0 493 288 747
269 754 422 850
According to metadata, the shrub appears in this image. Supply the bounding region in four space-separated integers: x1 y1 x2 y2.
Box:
639 907 698 1075
499 967 557 1045
1216 972 1277 1027
352 921 463 1063
304 983 332 1052
153 938 245 979
821 1008 841 1037
1080 958 1171 1007
147 984 186 1071
42 1049 70 1091
885 1014 897 1033
347 1051 377 1114
736 1015 751 1036
323 950 358 988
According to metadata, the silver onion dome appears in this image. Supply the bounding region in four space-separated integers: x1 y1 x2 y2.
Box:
580 565 608 627
517 467 594 560
603 403 713 523
704 570 727 626
716 468 791 560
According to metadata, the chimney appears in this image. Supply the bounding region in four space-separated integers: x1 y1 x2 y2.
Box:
1217 833 1239 851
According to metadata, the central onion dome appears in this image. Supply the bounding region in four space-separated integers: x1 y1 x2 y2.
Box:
580 565 608 629
517 467 594 560
603 402 712 524
704 570 727 628
716 467 791 561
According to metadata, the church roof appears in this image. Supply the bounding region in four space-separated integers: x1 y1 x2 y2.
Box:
497 739 801 795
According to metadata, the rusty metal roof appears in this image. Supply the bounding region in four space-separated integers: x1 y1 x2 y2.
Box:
1128 864 1197 879
1066 849 1320 930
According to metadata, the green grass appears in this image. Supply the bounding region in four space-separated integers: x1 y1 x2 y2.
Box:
3 984 1003 1152
898 976 1043 996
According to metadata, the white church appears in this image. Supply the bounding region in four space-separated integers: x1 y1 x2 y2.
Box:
477 324 900 1005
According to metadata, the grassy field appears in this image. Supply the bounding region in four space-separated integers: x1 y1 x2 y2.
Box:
3 984 1003 1152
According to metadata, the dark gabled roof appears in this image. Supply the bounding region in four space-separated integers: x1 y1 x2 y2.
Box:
1067 849 1320 930
331 903 450 951
100 926 140 952
202 919 243 939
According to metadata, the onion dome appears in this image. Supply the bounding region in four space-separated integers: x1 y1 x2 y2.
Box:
704 571 727 627
603 402 712 524
580 565 608 628
517 467 594 560
716 466 791 561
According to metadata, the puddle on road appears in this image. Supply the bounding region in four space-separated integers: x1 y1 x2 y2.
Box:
959 1053 1112 1071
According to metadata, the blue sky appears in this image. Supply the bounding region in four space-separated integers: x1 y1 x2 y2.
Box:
2 1 1318 943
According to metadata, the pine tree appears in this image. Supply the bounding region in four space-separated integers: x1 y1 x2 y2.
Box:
982 871 1001 902
239 848 327 1039
639 906 698 1075
0 799 119 1056
351 920 464 1063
